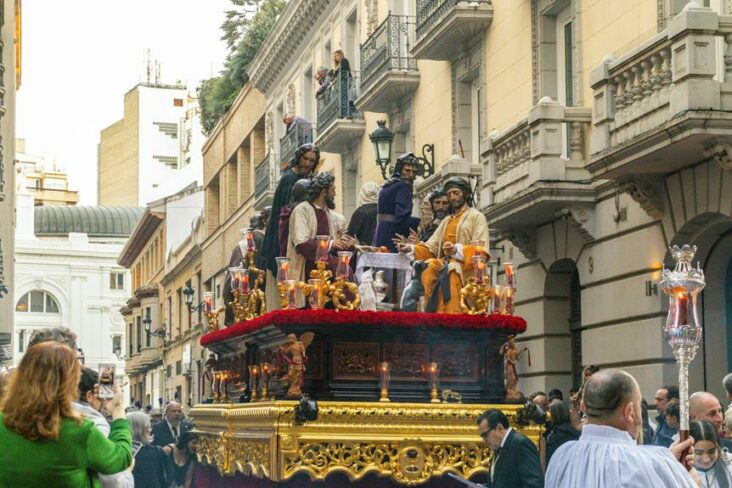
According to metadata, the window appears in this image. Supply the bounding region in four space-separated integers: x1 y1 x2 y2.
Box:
166 365 172 378
129 323 133 356
176 360 182 376
18 330 25 353
145 308 152 347
110 272 125 290
112 335 122 356
136 316 142 353
16 290 60 314
173 98 184 107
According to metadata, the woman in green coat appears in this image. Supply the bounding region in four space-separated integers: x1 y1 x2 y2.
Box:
0 341 132 487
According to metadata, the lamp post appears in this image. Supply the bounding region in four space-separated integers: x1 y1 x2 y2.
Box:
369 120 394 180
183 284 206 313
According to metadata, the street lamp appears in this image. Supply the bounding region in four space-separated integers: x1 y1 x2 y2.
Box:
369 120 394 180
183 284 206 313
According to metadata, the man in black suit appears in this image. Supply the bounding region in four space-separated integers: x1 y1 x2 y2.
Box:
152 401 182 447
477 409 544 488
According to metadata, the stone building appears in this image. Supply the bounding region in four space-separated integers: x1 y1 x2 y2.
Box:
0 0 20 364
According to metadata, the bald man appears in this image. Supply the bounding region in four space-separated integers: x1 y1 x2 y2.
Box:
690 391 732 450
546 369 696 488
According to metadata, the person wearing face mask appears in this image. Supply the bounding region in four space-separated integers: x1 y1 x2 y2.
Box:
690 419 732 488
546 369 697 488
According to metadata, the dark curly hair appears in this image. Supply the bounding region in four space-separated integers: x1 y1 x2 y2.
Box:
306 172 336 202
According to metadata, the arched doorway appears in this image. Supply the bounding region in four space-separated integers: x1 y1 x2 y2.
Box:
544 259 583 392
667 212 732 397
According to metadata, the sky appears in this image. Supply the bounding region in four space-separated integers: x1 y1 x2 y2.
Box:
17 0 232 205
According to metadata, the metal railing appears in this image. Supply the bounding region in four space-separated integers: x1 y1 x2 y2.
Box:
416 0 490 39
316 70 361 132
360 14 417 93
279 122 313 164
254 154 277 199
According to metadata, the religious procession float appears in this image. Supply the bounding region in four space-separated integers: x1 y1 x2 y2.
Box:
189 222 548 487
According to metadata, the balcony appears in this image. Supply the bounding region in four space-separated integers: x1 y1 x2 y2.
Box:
315 70 366 154
254 153 278 210
413 0 493 60
588 5 732 180
482 98 594 234
357 15 420 113
279 122 313 166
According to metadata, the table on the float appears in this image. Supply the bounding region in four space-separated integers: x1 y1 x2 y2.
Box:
355 252 413 306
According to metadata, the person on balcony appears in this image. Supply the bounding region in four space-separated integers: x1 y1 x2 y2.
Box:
287 172 356 306
329 50 356 116
283 114 312 146
398 177 489 314
262 144 320 311
315 66 333 99
374 153 421 252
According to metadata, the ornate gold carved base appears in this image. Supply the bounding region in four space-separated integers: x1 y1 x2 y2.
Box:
191 401 542 486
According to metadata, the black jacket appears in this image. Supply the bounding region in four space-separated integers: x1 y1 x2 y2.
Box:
488 429 544 488
151 421 178 448
546 423 581 465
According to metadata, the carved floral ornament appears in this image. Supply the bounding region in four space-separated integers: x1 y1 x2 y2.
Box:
554 205 595 242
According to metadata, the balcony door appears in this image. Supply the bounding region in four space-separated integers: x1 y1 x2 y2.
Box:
555 8 572 159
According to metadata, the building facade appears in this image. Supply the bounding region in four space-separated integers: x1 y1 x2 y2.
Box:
0 0 20 364
15 139 80 206
235 0 732 402
98 83 203 208
201 83 266 315
117 186 205 411
13 193 142 399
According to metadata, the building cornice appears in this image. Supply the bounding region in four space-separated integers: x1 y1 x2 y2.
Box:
247 0 333 94
134 284 160 299
160 244 202 287
117 211 163 268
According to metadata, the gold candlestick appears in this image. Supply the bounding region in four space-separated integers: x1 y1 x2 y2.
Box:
379 362 391 403
248 365 260 402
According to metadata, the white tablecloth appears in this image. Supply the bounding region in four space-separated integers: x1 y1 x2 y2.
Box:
355 252 414 283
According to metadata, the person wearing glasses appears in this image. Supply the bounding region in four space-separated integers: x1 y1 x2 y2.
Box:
477 409 543 488
261 143 321 311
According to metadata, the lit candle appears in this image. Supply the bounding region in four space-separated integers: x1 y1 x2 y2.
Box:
241 273 250 294
285 280 297 309
505 263 515 288
246 231 256 253
504 287 514 315
308 279 321 310
379 362 390 389
203 292 214 313
336 251 352 279
276 257 290 283
493 285 504 314
316 235 330 263
676 291 689 326
472 255 487 284
230 267 241 290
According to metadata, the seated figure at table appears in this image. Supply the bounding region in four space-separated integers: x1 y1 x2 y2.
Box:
398 177 489 314
287 172 356 306
374 153 421 252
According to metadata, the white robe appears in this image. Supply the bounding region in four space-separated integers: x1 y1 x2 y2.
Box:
546 424 697 488
286 201 345 306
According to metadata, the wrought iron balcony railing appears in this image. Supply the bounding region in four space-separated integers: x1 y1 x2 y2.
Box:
416 0 491 39
360 15 417 93
279 122 313 164
316 70 361 132
255 154 277 200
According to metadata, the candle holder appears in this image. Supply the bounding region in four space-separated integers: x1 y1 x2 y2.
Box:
329 252 361 311
245 230 256 254
276 257 290 309
212 371 220 403
502 263 516 315
492 285 504 314
203 292 224 331
259 362 272 401
245 249 267 318
220 371 230 403
315 235 330 263
248 365 260 402
284 280 298 309
379 362 391 402
460 254 492 315
660 244 705 466
424 362 440 403
306 279 322 310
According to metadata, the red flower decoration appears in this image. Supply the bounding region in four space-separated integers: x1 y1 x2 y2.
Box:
201 310 526 347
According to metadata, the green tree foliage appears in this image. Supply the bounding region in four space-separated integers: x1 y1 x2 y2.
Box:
198 0 286 135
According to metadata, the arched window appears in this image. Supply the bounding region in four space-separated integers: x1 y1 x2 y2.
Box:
15 290 60 314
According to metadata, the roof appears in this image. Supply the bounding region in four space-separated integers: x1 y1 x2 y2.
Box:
34 206 145 237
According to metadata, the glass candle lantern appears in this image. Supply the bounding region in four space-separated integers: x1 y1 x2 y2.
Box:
504 263 516 288
285 280 298 309
229 267 244 291
308 279 322 310
493 285 504 314
276 257 290 283
241 272 250 294
472 254 487 284
379 362 391 402
503 287 514 315
203 292 214 313
246 230 256 253
336 251 353 279
315 235 330 263
248 365 260 401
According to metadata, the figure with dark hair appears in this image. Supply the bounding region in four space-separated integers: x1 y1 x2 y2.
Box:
546 369 697 487
690 419 732 488
398 177 489 313
222 226 259 325
419 188 449 242
652 384 679 447
548 388 564 403
286 172 354 306
529 391 549 412
546 402 580 465
168 423 196 488
330 50 356 115
640 399 654 445
374 153 421 252
278 179 310 257
262 143 320 309
28 326 78 351
723 373 732 404
476 408 543 487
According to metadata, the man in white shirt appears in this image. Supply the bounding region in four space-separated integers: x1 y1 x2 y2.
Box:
546 369 697 488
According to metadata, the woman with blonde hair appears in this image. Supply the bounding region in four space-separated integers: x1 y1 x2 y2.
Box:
0 341 132 487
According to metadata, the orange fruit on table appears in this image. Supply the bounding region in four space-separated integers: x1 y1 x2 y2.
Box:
379 246 389 253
